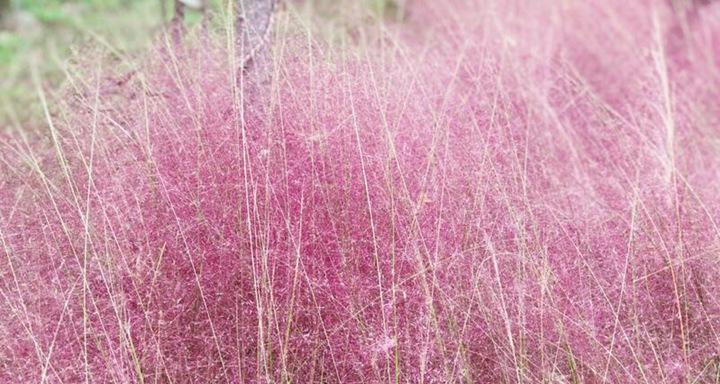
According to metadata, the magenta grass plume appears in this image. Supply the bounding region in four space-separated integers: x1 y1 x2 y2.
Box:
2 0 720 382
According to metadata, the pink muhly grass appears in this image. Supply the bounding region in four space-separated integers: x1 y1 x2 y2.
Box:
2 0 720 382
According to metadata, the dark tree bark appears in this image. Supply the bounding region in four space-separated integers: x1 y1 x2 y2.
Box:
235 0 277 72
173 0 186 24
0 0 10 28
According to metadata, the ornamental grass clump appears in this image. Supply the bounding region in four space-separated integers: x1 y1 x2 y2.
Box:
2 0 720 382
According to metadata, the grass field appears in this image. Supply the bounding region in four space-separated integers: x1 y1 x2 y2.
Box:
1 0 174 126
0 0 398 126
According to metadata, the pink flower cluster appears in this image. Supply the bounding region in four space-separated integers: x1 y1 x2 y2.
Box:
2 0 720 382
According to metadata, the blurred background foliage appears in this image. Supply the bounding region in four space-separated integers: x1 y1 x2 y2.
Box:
0 0 167 126
0 0 404 127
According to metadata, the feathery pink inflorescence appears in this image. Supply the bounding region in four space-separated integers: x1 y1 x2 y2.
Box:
2 0 720 382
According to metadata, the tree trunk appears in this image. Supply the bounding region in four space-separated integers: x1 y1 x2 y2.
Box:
235 0 276 71
0 0 10 28
236 0 276 46
173 0 185 24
